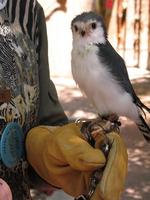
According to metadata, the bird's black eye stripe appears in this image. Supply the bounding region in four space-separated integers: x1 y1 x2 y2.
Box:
74 25 78 32
91 22 97 29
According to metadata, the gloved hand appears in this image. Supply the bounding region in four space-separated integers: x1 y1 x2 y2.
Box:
26 122 128 200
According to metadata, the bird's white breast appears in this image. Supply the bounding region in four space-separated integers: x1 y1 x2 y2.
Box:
71 43 139 120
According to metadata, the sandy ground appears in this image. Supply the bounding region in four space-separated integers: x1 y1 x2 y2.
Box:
33 68 150 200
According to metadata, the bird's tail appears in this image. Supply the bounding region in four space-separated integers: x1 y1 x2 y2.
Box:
136 99 150 117
137 115 150 142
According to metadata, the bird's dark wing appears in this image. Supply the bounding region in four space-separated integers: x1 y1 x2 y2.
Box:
96 41 150 141
96 41 150 113
96 41 139 102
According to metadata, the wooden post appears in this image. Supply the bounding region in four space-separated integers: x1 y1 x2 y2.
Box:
139 0 149 69
148 0 150 70
108 0 150 70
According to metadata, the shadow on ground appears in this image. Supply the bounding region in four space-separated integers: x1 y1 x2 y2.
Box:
120 121 150 200
121 76 150 199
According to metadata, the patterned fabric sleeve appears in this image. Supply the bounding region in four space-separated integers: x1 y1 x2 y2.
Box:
7 0 39 47
0 1 67 199
0 2 40 200
4 0 68 126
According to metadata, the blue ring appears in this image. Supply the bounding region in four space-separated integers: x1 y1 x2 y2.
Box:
0 122 25 168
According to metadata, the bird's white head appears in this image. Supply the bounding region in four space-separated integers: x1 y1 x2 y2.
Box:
71 12 107 47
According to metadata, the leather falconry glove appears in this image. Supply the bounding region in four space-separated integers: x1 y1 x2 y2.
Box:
26 120 128 200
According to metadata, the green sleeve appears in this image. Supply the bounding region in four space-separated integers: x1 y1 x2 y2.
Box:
37 5 68 126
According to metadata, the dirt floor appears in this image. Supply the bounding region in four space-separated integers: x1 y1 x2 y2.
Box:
32 68 150 200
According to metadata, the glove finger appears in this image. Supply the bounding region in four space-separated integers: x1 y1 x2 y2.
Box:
91 132 128 200
47 123 106 171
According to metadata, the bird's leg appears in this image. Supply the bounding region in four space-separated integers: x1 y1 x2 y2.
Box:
99 113 121 133
100 113 120 124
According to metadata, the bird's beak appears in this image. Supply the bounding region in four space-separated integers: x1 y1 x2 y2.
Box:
80 30 86 37
80 28 91 37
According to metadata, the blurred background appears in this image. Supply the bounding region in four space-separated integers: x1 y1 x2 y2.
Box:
33 0 150 200
38 0 150 77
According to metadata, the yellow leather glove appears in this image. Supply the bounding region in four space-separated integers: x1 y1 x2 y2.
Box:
91 132 128 200
26 122 128 200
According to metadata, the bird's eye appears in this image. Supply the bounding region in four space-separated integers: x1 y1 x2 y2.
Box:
91 22 97 29
74 25 78 32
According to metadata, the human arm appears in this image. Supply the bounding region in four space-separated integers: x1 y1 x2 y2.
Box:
36 4 68 126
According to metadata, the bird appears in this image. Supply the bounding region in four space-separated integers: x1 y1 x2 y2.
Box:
71 11 150 141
